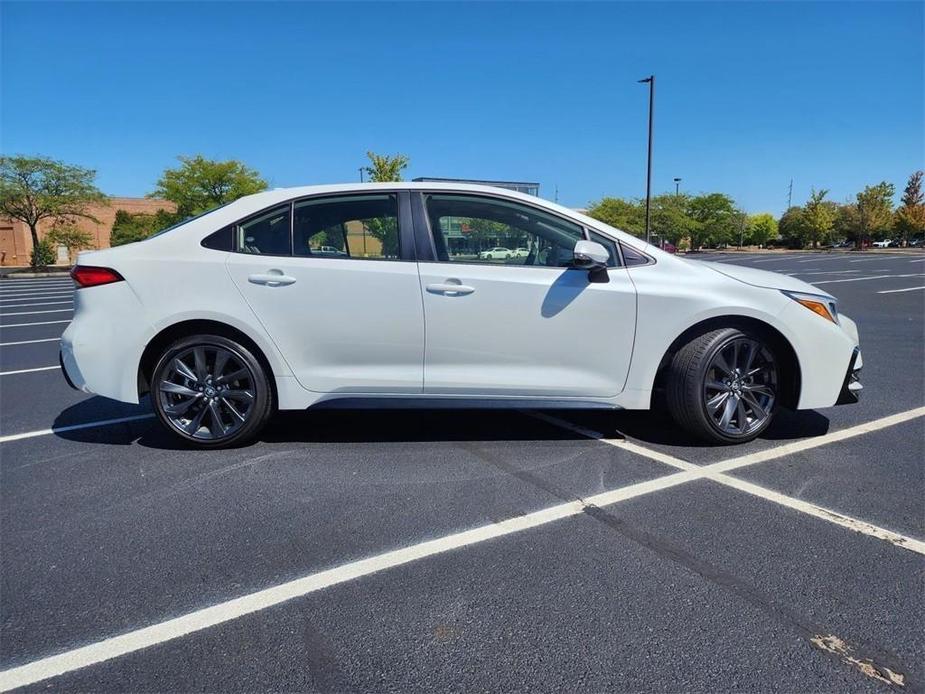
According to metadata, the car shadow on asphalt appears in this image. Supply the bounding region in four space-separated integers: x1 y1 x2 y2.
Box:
51 396 830 450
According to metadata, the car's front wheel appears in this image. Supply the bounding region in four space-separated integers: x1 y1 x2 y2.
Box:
666 328 779 444
151 334 273 448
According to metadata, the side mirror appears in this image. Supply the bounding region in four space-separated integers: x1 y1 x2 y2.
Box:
573 239 610 268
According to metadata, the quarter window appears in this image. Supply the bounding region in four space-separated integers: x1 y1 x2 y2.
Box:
424 194 585 267
236 205 291 255
293 194 400 260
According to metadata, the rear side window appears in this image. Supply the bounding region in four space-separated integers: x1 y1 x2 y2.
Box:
293 194 400 260
236 205 292 256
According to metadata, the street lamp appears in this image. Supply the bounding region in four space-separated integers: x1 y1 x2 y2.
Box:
674 177 682 196
638 75 655 245
359 167 365 183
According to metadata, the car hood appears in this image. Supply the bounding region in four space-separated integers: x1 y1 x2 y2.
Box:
691 260 834 297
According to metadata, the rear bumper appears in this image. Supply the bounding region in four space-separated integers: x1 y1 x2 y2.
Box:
835 347 863 405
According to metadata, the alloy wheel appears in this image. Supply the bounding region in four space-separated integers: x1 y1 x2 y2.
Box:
703 337 777 436
157 345 256 440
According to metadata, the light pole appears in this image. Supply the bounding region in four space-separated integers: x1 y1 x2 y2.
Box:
674 177 681 196
359 168 365 183
638 75 655 245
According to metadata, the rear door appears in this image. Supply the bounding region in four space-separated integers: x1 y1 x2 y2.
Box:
224 191 425 393
413 192 637 398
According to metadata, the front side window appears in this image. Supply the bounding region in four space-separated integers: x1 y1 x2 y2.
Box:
293 194 400 260
237 205 291 255
424 194 585 267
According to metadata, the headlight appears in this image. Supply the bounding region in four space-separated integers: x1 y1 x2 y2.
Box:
782 290 839 324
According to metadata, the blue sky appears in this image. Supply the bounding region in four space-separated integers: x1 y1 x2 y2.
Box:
1 1 922 213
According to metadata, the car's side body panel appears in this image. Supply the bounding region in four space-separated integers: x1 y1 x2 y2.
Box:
61 182 862 418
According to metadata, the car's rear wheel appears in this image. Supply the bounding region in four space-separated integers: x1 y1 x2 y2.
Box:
151 334 273 448
666 328 778 444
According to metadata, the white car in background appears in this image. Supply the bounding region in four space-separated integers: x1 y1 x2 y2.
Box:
511 247 530 258
61 182 862 448
478 247 512 260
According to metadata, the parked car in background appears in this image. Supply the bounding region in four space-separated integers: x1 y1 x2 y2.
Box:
479 247 512 260
872 240 891 248
511 247 530 258
61 182 862 449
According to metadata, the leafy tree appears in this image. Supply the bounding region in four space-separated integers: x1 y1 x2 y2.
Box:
151 155 267 218
46 220 94 263
586 197 644 237
688 193 741 248
747 213 778 247
894 170 925 246
0 155 106 268
851 181 895 248
802 189 836 248
650 193 698 245
364 151 409 182
778 206 806 248
111 208 178 246
30 239 55 268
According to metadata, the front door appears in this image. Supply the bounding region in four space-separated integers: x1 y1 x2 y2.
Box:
415 192 637 398
225 192 424 393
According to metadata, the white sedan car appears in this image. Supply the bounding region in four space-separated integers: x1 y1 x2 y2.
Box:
478 247 512 260
61 182 862 448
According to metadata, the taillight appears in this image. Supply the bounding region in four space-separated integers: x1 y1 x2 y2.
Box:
70 265 124 288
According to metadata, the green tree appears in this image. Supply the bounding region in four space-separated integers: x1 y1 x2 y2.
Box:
778 206 806 248
151 155 267 218
46 220 94 263
894 170 925 246
649 193 698 245
747 213 778 247
586 197 645 237
0 155 106 268
688 193 741 248
363 151 409 182
851 181 895 248
802 189 836 248
110 208 178 246
30 239 55 268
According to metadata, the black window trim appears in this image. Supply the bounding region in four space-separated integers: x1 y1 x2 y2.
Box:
200 190 415 262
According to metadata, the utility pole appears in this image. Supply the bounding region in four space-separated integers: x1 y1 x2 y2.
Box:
638 75 655 245
787 178 793 209
359 168 365 183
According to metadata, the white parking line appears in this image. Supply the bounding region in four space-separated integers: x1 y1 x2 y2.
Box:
849 256 908 262
909 258 925 263
1 406 922 691
0 308 73 317
0 289 75 298
812 273 925 285
877 286 925 294
0 337 60 347
0 414 155 444
0 365 59 376
749 255 811 263
0 320 71 328
532 408 925 554
0 300 73 308
786 270 860 276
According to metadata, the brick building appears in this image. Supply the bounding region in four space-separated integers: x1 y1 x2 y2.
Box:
0 197 176 266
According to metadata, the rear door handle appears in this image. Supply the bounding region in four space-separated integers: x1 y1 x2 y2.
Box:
248 271 296 287
426 282 475 296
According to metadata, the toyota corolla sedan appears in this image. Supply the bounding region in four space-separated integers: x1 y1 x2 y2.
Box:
60 182 862 448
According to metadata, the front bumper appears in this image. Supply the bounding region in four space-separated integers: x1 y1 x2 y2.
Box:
835 347 863 405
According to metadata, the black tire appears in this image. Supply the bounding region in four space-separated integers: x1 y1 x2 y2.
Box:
666 328 778 444
150 334 273 449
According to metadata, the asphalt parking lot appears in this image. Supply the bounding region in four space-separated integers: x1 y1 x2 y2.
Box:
1 250 923 692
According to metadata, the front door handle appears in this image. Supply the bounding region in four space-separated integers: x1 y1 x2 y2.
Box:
426 282 475 296
248 271 296 287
